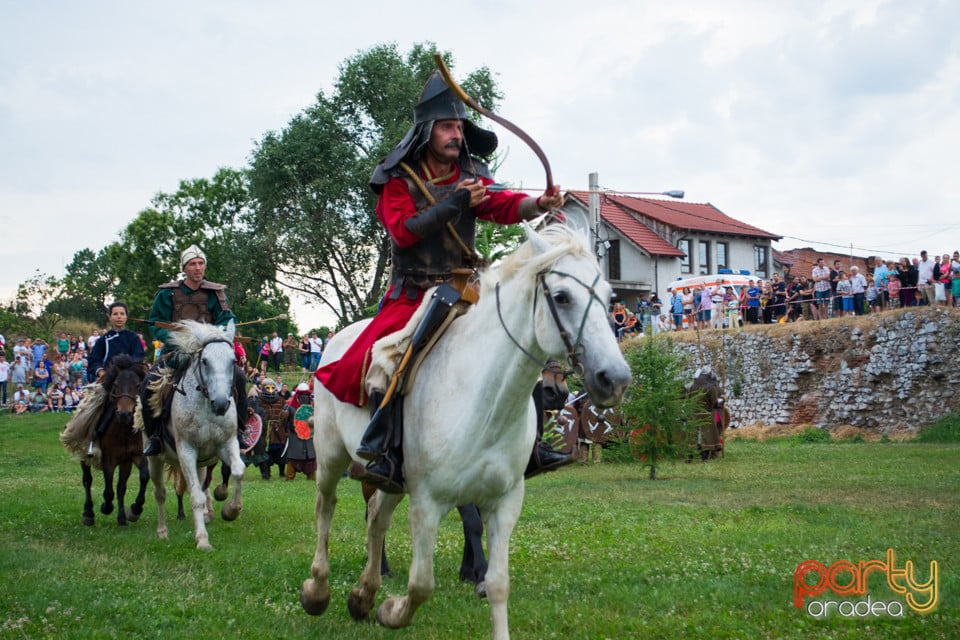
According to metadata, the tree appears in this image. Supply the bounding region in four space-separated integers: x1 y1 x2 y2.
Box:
247 42 503 327
16 272 64 338
619 335 705 479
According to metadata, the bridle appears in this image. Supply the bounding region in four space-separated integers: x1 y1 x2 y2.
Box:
181 338 234 400
495 267 606 378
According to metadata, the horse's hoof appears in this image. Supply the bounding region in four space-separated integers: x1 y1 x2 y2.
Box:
376 597 407 629
82 514 95 526
221 504 241 522
475 581 487 599
213 484 229 501
300 582 330 617
125 509 140 523
100 503 114 515
347 591 370 621
197 541 214 552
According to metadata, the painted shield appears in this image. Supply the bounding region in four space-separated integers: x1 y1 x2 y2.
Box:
544 403 579 454
578 403 625 445
241 413 263 454
293 404 314 441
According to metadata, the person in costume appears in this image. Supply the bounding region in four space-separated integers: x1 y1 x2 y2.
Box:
252 377 294 479
140 244 247 456
85 301 146 454
283 382 316 480
314 71 573 493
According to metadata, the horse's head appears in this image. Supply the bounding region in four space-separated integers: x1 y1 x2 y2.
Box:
102 354 146 427
508 223 631 408
170 320 238 416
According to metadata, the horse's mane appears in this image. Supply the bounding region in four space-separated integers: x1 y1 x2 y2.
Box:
480 223 594 292
101 354 145 390
166 320 232 354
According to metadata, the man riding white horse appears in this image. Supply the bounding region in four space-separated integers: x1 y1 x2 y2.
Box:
141 244 248 457
314 72 574 493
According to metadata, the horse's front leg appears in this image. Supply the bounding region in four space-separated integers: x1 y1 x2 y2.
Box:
300 463 341 618
125 458 148 523
482 486 525 640
219 439 243 522
81 462 95 526
100 464 116 516
349 490 403 621
175 445 212 551
377 496 440 630
147 456 169 540
115 460 132 526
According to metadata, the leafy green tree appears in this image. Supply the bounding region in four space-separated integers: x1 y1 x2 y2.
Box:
16 272 64 339
247 42 503 327
619 335 704 479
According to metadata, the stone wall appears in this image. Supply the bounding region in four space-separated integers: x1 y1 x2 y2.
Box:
668 307 960 434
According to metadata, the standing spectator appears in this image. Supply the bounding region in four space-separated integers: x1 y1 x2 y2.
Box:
698 286 713 329
935 253 951 307
680 288 695 329
799 276 818 320
866 274 880 313
269 331 283 374
745 280 761 324
836 271 853 316
874 260 891 311
282 333 298 372
31 339 47 373
916 250 935 306
849 266 868 315
669 288 684 330
56 332 70 358
86 330 100 352
829 259 843 319
771 273 788 322
68 353 85 387
648 293 663 334
886 272 902 309
10 355 28 388
298 334 311 372
950 251 960 306
0 353 9 406
897 257 917 307
759 280 773 324
51 355 68 391
811 258 831 319
308 331 324 370
33 360 50 391
710 284 725 329
636 296 649 332
611 302 627 340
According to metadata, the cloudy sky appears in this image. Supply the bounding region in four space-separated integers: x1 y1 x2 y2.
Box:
2 1 958 329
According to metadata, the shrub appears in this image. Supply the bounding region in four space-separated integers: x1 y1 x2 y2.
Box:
793 427 832 444
915 412 960 443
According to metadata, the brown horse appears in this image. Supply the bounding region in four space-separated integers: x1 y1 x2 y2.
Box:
77 355 149 526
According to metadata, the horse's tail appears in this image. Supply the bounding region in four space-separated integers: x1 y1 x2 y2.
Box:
60 384 108 461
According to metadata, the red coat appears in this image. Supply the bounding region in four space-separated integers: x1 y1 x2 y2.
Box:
315 163 527 407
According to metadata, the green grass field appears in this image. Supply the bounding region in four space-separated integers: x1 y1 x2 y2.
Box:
0 412 957 639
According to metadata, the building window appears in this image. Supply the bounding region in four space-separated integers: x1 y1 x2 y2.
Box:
754 245 768 278
678 239 691 274
698 241 710 275
716 242 728 270
608 239 621 281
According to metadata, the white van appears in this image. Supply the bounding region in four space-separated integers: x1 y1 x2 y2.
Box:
664 272 755 329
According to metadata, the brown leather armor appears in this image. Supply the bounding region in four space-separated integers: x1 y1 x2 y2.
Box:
389 159 482 292
262 400 292 446
159 280 230 323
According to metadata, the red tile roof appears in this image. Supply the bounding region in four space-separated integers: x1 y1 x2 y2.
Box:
778 248 870 281
603 193 781 240
568 191 682 257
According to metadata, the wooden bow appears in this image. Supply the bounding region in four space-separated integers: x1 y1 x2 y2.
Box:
433 54 554 191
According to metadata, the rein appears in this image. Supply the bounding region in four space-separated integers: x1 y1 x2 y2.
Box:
495 268 604 378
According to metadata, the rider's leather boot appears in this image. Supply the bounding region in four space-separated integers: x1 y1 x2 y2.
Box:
524 437 576 479
355 391 387 461
143 436 162 456
350 391 404 494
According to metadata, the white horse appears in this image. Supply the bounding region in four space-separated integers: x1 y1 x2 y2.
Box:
144 320 244 551
300 224 632 639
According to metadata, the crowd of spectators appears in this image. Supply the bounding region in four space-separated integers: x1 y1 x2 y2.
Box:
610 248 960 338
